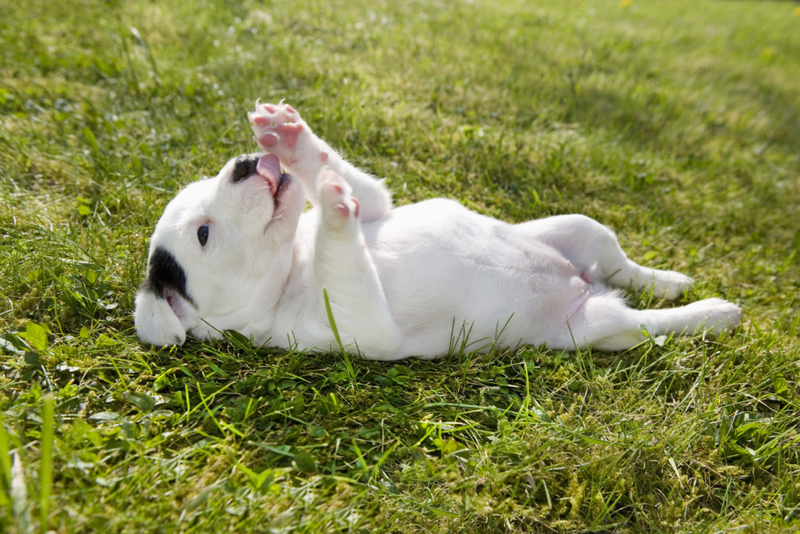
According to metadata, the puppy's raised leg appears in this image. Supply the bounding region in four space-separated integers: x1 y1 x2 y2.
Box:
553 293 741 351
313 168 403 360
521 214 693 300
248 102 392 222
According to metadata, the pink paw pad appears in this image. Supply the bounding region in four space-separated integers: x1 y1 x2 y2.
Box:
248 102 305 150
279 123 303 148
257 132 279 147
330 197 358 218
334 203 350 217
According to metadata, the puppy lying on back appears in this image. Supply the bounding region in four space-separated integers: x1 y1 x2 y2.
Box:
134 102 741 360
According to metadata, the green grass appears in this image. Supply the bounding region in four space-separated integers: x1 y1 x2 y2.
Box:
1 0 799 531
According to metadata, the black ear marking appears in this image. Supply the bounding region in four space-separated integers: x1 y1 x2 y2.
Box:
142 247 197 308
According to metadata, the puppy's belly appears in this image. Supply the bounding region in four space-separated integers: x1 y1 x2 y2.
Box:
362 200 594 355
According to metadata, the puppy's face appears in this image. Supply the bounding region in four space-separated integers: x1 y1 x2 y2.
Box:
134 153 304 346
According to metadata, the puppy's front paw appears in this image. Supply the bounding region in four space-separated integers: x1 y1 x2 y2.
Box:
248 102 307 160
318 168 360 230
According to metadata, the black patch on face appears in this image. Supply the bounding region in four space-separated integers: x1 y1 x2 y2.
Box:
142 246 196 307
231 155 260 183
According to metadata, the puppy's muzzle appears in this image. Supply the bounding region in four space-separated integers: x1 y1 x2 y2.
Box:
231 154 286 196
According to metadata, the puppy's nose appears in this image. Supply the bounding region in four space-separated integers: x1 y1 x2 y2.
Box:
231 155 260 183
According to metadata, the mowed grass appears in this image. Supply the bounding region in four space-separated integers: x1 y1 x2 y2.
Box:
1 0 799 531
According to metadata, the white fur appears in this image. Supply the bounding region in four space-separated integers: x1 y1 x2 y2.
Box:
134 103 742 360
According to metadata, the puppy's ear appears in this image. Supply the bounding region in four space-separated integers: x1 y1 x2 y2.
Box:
134 288 188 346
135 246 198 347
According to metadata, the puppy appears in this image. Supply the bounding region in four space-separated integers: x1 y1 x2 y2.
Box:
134 102 741 360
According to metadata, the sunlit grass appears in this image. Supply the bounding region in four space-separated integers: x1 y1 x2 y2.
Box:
1 0 799 532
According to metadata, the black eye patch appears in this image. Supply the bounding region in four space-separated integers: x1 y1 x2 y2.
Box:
198 224 209 246
231 155 260 183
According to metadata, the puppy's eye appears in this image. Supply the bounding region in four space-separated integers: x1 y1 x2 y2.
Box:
197 224 209 246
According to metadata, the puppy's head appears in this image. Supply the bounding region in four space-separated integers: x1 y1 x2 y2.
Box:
134 153 304 346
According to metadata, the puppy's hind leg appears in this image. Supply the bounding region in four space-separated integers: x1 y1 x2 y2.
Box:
521 214 693 300
313 168 403 360
551 291 741 352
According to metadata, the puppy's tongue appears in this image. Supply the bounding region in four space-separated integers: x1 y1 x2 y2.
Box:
256 154 281 188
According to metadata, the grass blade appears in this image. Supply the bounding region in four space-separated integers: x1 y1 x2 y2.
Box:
0 411 10 507
39 394 54 534
323 286 356 384
322 286 344 352
11 451 32 534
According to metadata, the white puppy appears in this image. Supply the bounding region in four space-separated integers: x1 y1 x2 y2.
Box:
134 102 741 360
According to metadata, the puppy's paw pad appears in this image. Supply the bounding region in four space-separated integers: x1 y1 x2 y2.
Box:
332 200 358 218
319 172 351 204
249 102 305 150
319 170 358 222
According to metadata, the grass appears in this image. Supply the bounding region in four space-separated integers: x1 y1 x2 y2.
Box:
1 0 799 531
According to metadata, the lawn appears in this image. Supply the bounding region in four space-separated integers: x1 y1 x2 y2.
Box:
1 0 799 531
